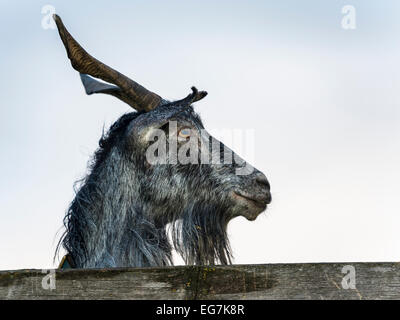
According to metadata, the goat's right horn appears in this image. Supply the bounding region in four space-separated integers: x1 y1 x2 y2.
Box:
53 14 162 112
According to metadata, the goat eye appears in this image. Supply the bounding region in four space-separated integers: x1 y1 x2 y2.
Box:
178 128 191 139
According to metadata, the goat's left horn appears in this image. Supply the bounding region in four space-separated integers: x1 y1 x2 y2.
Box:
53 14 162 112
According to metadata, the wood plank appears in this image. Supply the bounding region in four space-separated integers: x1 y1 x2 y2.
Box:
1 263 399 300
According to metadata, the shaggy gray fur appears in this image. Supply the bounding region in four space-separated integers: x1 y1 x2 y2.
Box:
56 102 271 268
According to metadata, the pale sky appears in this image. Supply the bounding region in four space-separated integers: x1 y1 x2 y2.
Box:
0 0 399 270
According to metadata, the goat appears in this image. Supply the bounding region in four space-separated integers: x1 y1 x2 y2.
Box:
53 15 271 268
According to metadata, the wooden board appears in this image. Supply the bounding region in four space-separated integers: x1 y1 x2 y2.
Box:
1 263 400 300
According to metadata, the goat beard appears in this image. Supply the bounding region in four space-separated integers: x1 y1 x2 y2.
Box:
58 192 233 267
171 202 233 265
128 201 233 266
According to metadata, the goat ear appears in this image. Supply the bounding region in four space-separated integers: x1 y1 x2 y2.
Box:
80 73 120 95
79 73 140 106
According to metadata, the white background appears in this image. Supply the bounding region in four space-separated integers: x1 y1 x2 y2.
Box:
0 0 399 270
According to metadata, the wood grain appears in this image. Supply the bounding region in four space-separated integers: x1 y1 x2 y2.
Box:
1 263 399 300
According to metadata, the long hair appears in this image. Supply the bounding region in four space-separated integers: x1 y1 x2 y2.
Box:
56 111 233 268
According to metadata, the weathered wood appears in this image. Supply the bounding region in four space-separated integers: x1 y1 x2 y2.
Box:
1 263 399 300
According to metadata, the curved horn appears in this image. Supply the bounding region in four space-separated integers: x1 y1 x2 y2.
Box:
53 14 162 112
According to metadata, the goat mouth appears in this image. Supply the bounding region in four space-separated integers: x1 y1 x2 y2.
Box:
232 189 271 221
232 191 269 221
233 191 269 208
234 192 267 209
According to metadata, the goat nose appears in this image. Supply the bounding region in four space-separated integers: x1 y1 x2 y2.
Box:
255 172 270 190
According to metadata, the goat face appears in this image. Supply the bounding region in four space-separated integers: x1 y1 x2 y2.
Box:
124 103 271 223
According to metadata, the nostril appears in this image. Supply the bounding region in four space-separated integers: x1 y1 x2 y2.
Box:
256 174 270 190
